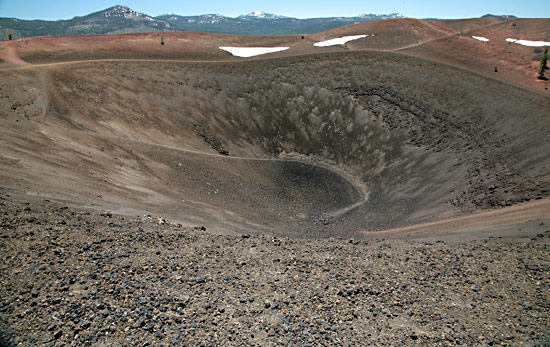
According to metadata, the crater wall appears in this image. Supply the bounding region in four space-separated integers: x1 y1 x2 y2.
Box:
1 52 548 237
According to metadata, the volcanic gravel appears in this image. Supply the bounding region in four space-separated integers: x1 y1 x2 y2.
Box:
1 198 549 346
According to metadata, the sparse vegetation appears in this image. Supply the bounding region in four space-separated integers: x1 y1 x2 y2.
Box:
538 46 548 79
0 45 5 51
532 47 543 61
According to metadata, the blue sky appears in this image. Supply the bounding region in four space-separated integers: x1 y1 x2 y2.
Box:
0 0 549 20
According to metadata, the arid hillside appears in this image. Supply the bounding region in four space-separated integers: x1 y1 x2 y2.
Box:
2 17 549 91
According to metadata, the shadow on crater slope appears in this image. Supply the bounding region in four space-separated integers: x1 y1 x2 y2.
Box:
1 52 548 237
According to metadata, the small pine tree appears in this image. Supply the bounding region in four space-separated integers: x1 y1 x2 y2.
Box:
8 32 13 40
160 36 164 45
494 64 498 72
538 46 548 79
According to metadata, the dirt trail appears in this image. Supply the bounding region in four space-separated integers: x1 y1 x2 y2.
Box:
393 18 515 52
0 57 231 70
391 34 456 51
0 18 513 69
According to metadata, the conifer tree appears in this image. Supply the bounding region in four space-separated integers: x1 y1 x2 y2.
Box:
538 46 548 79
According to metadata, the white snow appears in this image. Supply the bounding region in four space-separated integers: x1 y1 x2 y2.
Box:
251 11 267 17
505 38 550 47
219 47 289 58
314 35 368 47
472 36 490 42
240 11 286 19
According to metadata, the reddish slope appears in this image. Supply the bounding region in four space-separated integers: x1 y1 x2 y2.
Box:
434 17 511 33
1 18 549 92
400 18 550 92
310 18 450 51
0 31 322 64
0 41 31 66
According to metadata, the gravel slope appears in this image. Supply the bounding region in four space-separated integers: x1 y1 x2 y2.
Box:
1 197 549 346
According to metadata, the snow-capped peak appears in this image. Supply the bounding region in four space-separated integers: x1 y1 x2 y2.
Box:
104 5 145 19
358 13 404 19
251 11 267 17
239 11 286 19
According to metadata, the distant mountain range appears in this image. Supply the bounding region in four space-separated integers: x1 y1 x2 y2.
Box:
156 11 405 35
0 5 405 39
480 14 517 19
425 13 517 21
0 6 174 39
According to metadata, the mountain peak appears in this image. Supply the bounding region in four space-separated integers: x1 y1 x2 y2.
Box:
481 14 517 19
112 5 131 10
104 5 132 13
358 13 404 19
102 5 149 19
240 11 287 19
251 11 267 17
77 5 174 30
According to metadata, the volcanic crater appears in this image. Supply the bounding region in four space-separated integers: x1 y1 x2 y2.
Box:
1 16 550 347
1 50 548 238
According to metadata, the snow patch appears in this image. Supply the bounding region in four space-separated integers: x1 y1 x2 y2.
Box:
505 38 550 47
472 36 490 42
358 13 404 19
314 35 368 47
240 11 286 19
251 11 267 17
219 47 289 58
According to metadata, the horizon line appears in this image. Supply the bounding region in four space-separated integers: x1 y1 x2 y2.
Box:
0 5 523 22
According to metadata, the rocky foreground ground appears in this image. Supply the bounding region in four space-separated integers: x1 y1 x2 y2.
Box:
0 197 549 346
